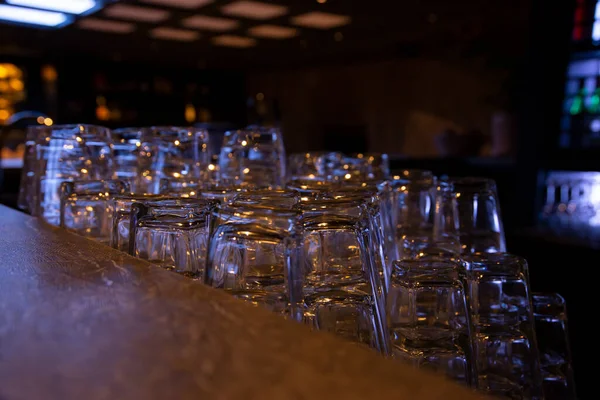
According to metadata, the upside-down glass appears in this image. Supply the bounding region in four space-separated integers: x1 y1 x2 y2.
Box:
349 153 390 181
316 187 392 293
141 126 210 194
218 127 286 188
130 199 216 279
60 179 129 244
36 124 115 225
385 170 438 259
466 253 543 399
17 125 51 214
434 177 506 254
298 198 389 353
387 259 476 387
287 151 341 181
109 194 172 252
205 205 303 319
112 127 154 193
532 293 576 400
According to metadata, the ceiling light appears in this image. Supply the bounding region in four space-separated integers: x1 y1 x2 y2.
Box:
104 4 169 23
182 15 239 31
78 18 135 34
212 35 257 48
0 4 71 27
139 0 213 9
248 24 297 39
150 27 199 41
291 12 351 29
6 0 100 15
221 1 288 20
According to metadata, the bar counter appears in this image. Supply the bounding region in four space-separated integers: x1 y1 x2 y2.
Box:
0 205 483 400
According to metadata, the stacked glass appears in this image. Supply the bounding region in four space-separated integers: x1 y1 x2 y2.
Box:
19 123 574 399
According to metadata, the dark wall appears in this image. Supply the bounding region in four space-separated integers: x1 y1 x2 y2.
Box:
1 55 247 128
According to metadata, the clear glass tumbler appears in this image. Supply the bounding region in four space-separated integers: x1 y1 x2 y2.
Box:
434 177 506 254
218 127 286 188
17 125 51 214
36 124 115 225
60 179 129 244
206 205 303 319
111 127 152 193
532 293 576 400
130 199 216 279
387 259 476 387
298 198 388 353
109 194 170 253
141 126 209 194
466 253 543 399
385 170 438 259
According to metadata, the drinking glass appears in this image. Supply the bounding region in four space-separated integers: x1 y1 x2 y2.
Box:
316 187 392 293
387 259 475 387
434 177 506 254
206 205 303 319
348 153 390 181
298 198 388 353
130 199 216 279
532 293 576 400
287 151 341 181
110 194 170 252
218 127 286 188
17 125 51 213
60 179 129 244
111 127 152 193
385 170 438 259
142 126 209 194
36 124 115 225
466 253 543 399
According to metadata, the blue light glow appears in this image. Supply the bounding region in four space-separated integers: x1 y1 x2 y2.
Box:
6 0 100 15
0 4 71 27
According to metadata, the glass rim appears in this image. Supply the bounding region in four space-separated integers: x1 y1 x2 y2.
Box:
219 204 301 218
443 176 498 192
45 124 111 138
465 252 528 276
62 179 129 195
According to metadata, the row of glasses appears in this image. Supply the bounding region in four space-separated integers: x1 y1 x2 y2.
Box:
36 124 115 225
18 124 212 226
112 126 210 194
81 174 574 399
31 123 576 399
381 170 506 260
387 252 559 399
287 151 390 183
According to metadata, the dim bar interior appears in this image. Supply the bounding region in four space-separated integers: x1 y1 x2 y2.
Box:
0 0 593 399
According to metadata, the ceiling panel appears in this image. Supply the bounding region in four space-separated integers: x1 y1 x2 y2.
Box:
0 0 533 69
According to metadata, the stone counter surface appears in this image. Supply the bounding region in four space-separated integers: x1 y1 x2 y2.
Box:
0 205 484 400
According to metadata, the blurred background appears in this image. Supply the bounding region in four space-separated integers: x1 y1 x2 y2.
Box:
0 0 595 396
